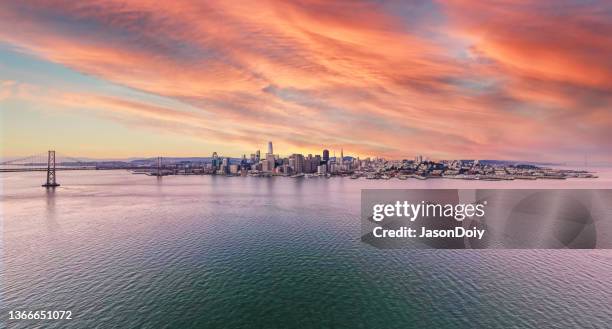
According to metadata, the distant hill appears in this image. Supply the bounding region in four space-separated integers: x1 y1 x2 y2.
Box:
129 157 242 165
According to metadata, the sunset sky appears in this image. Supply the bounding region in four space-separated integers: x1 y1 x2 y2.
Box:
1 0 611 161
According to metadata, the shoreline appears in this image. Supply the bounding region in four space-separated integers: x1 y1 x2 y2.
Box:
131 170 599 181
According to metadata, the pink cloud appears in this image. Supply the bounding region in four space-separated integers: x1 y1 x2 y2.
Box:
1 0 611 161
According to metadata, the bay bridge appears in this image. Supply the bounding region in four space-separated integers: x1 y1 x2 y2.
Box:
0 151 165 188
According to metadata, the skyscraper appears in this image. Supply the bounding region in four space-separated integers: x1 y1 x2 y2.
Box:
340 148 343 165
268 141 273 155
212 152 220 169
323 149 329 162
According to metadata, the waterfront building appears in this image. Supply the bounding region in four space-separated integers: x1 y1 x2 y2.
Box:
296 154 304 173
288 157 296 173
304 154 317 173
282 164 292 175
289 154 305 174
220 157 230 174
265 153 275 172
317 164 327 175
304 157 311 173
241 162 251 173
268 141 273 155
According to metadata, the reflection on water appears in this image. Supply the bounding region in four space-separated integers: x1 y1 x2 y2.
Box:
44 188 59 232
2 170 612 329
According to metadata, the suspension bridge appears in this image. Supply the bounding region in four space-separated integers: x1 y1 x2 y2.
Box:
0 151 166 188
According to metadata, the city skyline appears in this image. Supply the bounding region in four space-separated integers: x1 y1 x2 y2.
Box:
1 1 611 162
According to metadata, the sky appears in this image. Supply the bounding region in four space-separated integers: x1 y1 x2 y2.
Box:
1 0 611 162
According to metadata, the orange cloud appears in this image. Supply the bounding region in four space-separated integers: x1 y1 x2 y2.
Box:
1 0 611 161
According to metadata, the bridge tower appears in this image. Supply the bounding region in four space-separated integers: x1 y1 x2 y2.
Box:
42 150 60 188
157 157 162 176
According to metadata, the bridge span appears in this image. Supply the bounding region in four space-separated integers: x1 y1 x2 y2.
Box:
1 151 164 187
